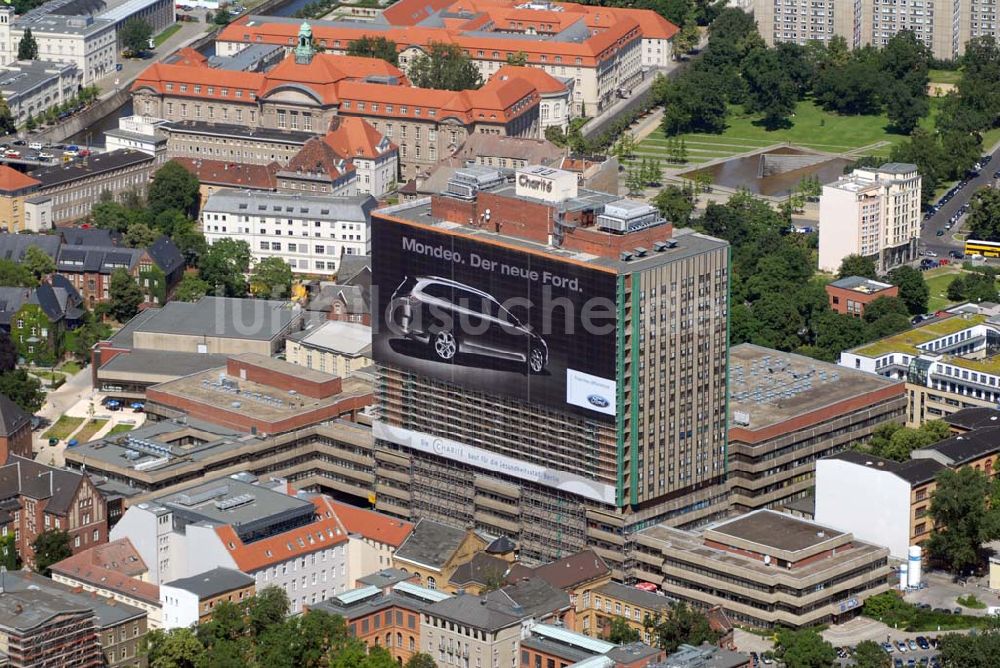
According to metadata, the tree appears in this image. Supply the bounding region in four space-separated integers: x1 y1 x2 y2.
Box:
881 31 931 134
852 640 890 668
0 95 14 135
32 529 71 576
23 246 55 281
123 223 158 249
17 28 37 60
742 47 797 129
967 185 1000 241
121 18 153 56
347 36 398 65
645 602 719 653
408 42 483 91
0 370 44 412
506 50 528 66
0 533 19 571
938 631 1000 668
144 628 206 668
213 6 232 24
862 296 910 324
109 268 143 323
606 616 640 644
927 466 1000 574
837 254 878 279
0 332 15 372
887 265 929 314
404 654 437 668
174 275 211 302
246 585 290 637
653 184 696 226
0 258 36 287
148 161 201 218
200 239 251 297
250 257 293 298
658 67 728 135
772 628 837 668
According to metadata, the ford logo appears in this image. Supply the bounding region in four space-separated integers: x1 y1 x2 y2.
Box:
587 394 609 408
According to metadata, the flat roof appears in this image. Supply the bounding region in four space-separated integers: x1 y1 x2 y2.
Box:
708 510 845 554
288 320 371 357
828 276 895 293
162 120 315 145
640 522 887 581
128 297 299 342
98 349 231 381
163 567 255 598
729 344 900 432
29 149 152 188
148 365 371 424
852 314 987 357
154 475 313 528
378 197 727 273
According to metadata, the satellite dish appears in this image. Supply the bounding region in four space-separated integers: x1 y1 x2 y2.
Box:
764 555 772 566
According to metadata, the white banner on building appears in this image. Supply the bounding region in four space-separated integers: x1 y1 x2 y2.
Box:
373 421 616 505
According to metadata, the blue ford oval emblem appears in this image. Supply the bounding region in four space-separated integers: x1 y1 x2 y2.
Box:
588 394 609 408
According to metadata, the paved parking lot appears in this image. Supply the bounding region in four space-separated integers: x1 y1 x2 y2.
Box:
904 571 1000 615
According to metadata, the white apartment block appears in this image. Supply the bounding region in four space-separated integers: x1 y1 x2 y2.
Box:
110 475 353 614
201 189 374 277
818 162 921 274
0 9 116 84
751 0 997 61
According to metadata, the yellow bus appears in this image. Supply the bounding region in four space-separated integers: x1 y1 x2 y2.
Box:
964 239 1000 258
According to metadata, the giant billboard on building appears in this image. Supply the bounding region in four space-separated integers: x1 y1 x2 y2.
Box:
372 215 619 422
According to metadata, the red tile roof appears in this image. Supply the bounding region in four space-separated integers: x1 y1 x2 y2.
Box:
216 495 349 573
327 500 414 547
49 538 160 605
170 46 209 67
0 165 40 192
324 117 396 160
282 137 356 180
174 157 279 190
491 65 567 95
218 0 675 67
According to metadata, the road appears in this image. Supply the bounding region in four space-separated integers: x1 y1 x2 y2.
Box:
920 144 1000 257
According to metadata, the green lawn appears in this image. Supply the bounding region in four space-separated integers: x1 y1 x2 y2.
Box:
105 423 135 437
59 360 82 375
43 416 84 442
929 68 962 85
632 98 938 171
75 419 108 443
925 269 962 312
153 23 182 47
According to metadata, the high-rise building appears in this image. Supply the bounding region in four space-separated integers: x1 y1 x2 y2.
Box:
818 162 921 275
751 0 996 61
369 165 730 570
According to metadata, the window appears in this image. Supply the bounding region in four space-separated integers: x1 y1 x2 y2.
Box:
427 576 437 590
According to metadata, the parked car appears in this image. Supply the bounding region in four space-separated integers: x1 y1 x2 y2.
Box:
883 642 894 653
907 639 918 651
27 141 42 150
388 275 549 373
950 250 964 259
5 150 21 158
936 229 945 236
896 641 908 652
38 152 53 160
